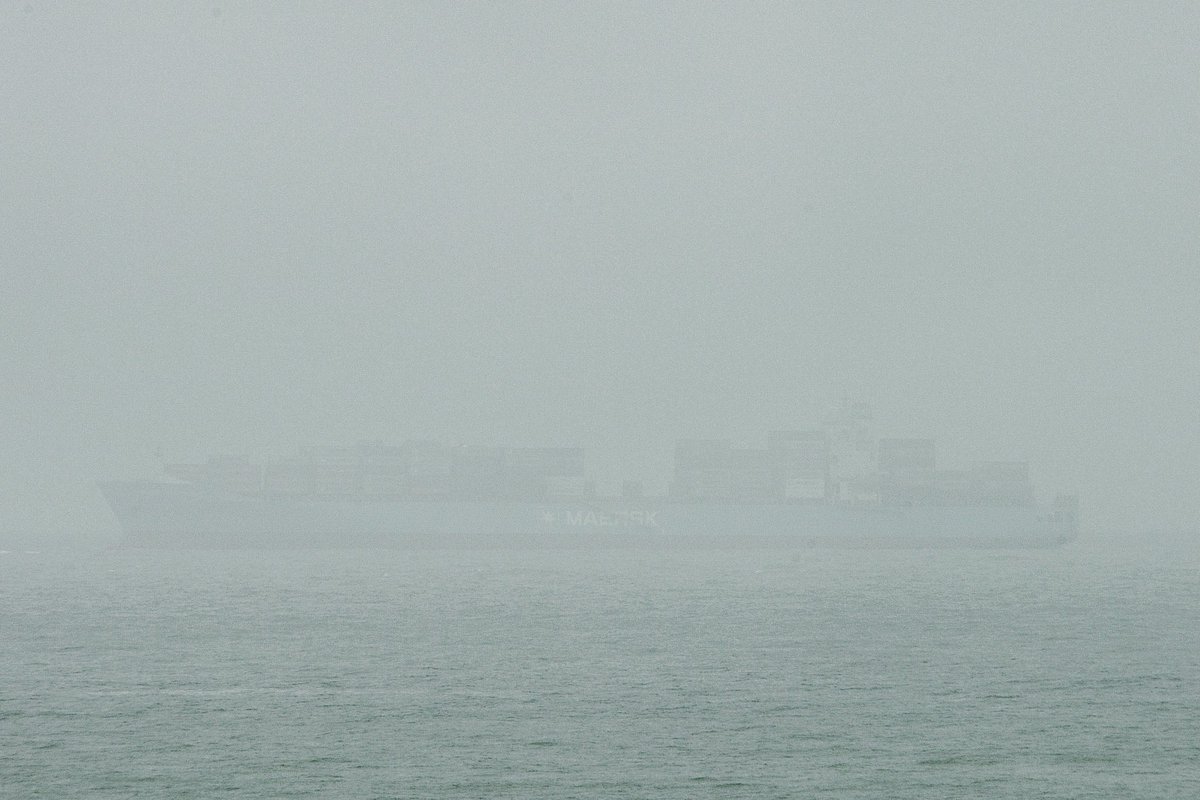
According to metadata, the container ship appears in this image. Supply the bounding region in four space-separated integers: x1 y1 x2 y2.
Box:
100 404 1079 548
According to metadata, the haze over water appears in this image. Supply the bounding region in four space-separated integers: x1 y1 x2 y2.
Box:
2 3 1198 540
4 541 1199 798
3 4 1198 797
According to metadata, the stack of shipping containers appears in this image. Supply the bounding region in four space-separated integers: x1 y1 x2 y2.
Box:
767 430 829 501
160 409 1037 509
824 402 878 503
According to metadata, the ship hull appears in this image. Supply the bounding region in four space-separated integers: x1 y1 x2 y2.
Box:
99 481 1077 549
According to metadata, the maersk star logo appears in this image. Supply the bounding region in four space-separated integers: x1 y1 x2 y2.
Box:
541 511 556 524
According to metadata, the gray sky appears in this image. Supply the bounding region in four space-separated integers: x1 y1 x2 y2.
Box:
2 2 1197 540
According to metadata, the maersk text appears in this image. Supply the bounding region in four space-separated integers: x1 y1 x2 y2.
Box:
562 510 660 528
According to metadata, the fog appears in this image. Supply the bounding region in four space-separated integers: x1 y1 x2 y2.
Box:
2 3 1197 544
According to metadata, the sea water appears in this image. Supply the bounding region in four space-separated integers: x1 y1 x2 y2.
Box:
3 541 1198 798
